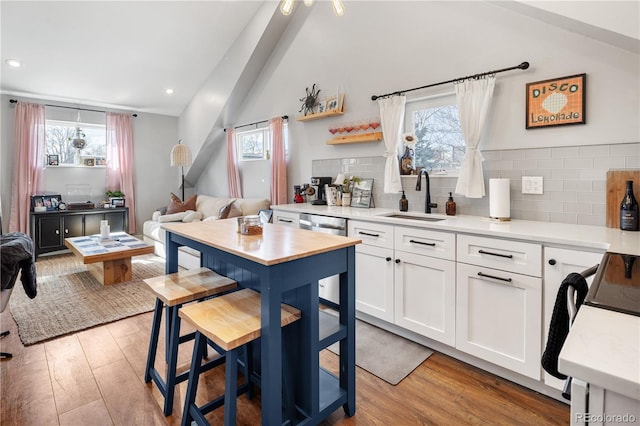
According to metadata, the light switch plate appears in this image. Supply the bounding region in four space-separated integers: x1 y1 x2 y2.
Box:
522 176 543 194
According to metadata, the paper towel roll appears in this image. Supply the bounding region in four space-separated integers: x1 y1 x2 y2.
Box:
489 178 511 220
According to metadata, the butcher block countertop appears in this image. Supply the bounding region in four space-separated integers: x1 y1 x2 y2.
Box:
162 218 361 266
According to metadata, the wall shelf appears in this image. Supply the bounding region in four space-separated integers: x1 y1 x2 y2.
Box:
296 109 344 122
327 131 383 145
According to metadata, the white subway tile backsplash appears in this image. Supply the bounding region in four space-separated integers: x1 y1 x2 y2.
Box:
525 147 552 159
579 145 609 158
564 158 594 169
609 143 640 157
312 143 635 227
536 158 563 169
564 202 592 214
550 146 579 158
626 156 640 168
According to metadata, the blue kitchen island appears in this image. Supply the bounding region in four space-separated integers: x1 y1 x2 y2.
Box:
162 218 361 425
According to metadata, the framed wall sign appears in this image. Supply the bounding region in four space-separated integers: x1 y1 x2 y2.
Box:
526 73 586 129
350 178 374 208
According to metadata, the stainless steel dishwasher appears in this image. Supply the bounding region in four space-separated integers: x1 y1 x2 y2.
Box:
299 213 348 305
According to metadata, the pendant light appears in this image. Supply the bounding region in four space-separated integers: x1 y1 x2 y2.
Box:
331 0 345 16
279 0 345 16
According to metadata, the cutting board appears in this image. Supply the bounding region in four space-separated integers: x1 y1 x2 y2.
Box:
606 169 640 228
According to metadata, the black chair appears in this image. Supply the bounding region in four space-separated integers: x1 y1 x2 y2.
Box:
0 231 38 359
1 287 14 358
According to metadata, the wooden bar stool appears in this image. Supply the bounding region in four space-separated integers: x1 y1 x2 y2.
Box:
143 267 238 416
179 288 301 426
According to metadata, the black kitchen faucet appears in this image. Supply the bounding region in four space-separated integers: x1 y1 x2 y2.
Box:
416 169 438 213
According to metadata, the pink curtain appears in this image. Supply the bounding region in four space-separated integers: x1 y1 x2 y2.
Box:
106 113 137 233
226 128 242 198
9 102 46 233
269 117 287 205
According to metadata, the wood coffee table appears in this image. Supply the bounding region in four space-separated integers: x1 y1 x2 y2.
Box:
65 232 155 285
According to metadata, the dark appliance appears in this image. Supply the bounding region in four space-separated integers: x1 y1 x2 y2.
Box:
584 252 640 317
310 177 332 205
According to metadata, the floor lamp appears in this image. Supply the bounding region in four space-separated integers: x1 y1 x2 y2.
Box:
170 139 192 201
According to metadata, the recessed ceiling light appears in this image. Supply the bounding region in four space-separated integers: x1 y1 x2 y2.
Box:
165 88 174 95
6 59 22 68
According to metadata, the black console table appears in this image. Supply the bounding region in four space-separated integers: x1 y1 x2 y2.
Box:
30 207 129 259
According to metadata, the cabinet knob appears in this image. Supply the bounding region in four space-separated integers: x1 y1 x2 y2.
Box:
55 229 59 235
65 229 69 234
548 259 556 266
386 257 392 262
395 259 401 264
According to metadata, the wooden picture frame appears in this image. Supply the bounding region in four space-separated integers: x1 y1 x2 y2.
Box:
47 154 59 166
316 99 326 114
83 158 95 167
350 178 374 208
95 157 106 166
526 73 586 129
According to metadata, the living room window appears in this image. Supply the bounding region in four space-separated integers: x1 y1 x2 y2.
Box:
237 127 270 161
405 93 465 175
45 119 106 166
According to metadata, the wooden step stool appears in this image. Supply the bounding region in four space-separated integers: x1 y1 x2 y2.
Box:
143 267 238 416
179 288 301 426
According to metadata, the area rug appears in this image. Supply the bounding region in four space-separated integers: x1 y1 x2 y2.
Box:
9 254 165 345
327 312 433 385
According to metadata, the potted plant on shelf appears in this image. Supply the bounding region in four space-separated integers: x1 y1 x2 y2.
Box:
105 190 125 208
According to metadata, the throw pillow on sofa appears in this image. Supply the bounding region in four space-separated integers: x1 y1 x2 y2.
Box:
166 193 197 214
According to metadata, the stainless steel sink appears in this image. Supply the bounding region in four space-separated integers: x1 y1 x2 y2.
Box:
383 214 445 222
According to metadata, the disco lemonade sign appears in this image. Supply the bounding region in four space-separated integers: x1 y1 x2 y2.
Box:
526 74 586 129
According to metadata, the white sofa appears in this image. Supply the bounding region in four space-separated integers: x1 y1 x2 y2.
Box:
142 195 270 269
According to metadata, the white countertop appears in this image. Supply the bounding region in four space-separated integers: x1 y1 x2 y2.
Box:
273 203 640 397
559 306 640 400
271 203 640 256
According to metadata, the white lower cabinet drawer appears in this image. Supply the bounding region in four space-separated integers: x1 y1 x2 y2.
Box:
457 234 542 277
394 226 455 261
348 221 394 249
455 262 542 379
272 211 299 227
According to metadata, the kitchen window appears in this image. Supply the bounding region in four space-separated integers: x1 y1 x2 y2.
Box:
237 127 270 161
405 93 465 176
45 119 106 166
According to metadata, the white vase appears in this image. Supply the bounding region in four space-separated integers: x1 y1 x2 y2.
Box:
342 193 351 207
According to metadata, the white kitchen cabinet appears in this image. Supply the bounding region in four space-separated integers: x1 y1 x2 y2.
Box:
394 251 456 345
354 243 394 322
350 220 456 345
456 262 542 380
272 210 299 227
543 246 604 391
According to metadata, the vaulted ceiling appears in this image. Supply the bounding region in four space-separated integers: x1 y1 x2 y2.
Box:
1 1 637 117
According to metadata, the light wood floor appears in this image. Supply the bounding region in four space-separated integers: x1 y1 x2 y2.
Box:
1 256 569 425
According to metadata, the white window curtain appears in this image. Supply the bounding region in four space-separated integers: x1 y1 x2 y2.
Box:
226 128 242 198
454 76 496 198
9 102 46 233
378 95 406 193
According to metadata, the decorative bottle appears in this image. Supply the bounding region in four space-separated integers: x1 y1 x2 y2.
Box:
445 192 456 216
399 191 408 212
620 180 639 231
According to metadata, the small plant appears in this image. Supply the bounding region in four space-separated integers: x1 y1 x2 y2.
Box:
341 176 361 193
106 190 125 198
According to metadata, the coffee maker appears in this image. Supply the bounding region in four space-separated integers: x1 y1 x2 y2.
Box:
310 177 333 205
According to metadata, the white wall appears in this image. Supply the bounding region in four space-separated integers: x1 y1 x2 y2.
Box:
194 0 639 201
0 94 179 233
